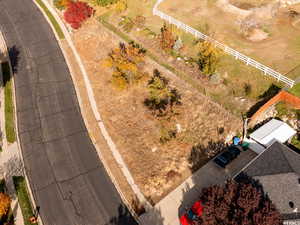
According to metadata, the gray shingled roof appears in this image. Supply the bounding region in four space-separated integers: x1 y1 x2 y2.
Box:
239 142 300 219
243 142 300 176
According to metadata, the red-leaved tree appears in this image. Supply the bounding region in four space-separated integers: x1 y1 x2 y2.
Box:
195 175 282 225
64 1 94 29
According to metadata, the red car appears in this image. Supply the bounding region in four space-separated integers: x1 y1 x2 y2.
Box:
180 201 203 225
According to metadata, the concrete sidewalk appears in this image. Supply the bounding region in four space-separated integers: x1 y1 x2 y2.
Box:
140 150 257 225
0 143 25 225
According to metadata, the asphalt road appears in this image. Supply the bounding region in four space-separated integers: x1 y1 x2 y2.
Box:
0 0 137 224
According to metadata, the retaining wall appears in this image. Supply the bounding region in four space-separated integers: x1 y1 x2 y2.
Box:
250 91 300 122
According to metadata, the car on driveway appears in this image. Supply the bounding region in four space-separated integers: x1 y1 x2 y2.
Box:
180 201 203 225
213 146 241 168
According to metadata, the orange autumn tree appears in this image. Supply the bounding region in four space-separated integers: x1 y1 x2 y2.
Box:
103 42 147 89
0 193 11 219
160 24 176 50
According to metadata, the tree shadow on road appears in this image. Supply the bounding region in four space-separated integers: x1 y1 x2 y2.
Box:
105 204 138 225
8 45 20 74
139 206 165 225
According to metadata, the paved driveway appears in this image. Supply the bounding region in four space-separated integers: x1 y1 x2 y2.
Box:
0 0 137 224
140 149 257 225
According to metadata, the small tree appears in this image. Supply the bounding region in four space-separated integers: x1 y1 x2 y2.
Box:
144 69 181 116
54 0 71 10
160 24 176 50
64 1 94 29
197 41 222 76
198 176 282 225
103 42 147 89
0 193 11 219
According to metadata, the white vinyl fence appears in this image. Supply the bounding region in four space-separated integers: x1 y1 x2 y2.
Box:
0 31 8 62
153 0 295 87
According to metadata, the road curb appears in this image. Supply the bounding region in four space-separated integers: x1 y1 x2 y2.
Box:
32 0 151 220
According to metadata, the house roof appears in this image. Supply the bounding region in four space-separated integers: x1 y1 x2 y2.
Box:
249 119 296 147
237 142 300 219
242 142 300 176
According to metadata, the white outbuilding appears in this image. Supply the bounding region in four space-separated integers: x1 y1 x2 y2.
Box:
249 119 296 151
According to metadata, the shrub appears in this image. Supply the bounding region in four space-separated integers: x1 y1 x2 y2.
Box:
144 69 181 116
54 0 71 10
64 1 94 29
92 0 118 6
0 193 11 219
160 24 176 50
244 83 252 96
115 0 127 13
159 125 176 144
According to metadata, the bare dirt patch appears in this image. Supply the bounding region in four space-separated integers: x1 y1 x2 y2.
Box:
72 18 241 202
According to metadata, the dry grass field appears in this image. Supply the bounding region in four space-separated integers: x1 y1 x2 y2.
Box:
72 19 241 202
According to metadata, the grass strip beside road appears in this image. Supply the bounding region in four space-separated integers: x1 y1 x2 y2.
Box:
2 62 16 143
35 0 65 39
13 176 35 225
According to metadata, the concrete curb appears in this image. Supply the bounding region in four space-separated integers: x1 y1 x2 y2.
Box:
32 0 151 219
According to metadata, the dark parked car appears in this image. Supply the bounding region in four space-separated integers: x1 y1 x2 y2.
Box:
214 146 241 168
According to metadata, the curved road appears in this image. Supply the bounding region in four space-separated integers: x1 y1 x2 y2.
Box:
0 0 137 224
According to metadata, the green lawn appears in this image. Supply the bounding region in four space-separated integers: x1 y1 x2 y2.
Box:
35 0 65 39
289 83 300 97
13 176 35 225
2 62 16 143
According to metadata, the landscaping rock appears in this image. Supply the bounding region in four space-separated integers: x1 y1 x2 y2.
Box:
209 73 222 85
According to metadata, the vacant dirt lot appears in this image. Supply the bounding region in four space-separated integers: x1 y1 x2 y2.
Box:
72 18 241 202
159 0 300 78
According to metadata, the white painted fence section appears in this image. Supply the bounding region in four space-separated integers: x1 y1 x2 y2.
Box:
153 0 295 87
0 31 8 62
